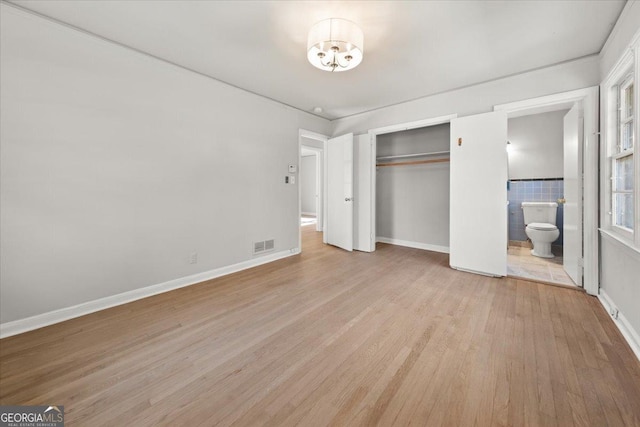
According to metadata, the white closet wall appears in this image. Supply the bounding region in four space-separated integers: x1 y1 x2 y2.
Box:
376 124 450 252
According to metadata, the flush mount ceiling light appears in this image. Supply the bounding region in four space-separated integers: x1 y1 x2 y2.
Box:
307 18 364 72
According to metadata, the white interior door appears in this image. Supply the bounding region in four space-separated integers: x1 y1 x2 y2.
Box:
563 104 583 286
450 111 508 276
354 134 374 252
326 133 354 251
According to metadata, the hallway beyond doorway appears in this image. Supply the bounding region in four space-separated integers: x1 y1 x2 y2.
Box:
301 214 317 227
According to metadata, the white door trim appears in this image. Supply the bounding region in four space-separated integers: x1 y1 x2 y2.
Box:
368 114 458 251
494 86 600 295
299 129 328 250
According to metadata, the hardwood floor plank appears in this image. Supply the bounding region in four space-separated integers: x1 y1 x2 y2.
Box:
507 280 527 427
1 226 639 426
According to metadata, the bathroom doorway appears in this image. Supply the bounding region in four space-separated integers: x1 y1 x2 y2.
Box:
494 87 599 295
504 106 580 287
507 105 577 286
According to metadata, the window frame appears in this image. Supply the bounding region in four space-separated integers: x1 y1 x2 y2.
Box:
602 36 640 248
612 75 634 233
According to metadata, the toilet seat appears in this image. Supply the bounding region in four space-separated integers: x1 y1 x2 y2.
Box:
527 222 557 231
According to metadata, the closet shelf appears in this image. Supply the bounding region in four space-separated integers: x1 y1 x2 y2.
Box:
375 150 450 161
376 158 450 167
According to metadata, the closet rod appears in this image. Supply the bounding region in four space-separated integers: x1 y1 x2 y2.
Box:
376 158 450 167
376 150 450 161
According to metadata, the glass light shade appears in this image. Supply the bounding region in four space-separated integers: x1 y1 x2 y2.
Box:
307 18 364 72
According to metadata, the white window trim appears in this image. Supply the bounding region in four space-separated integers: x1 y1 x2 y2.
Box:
601 34 640 249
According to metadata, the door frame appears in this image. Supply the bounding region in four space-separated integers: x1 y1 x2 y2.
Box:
494 86 599 295
299 129 328 250
368 114 458 251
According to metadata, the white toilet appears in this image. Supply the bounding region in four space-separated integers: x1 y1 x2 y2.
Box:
522 202 560 258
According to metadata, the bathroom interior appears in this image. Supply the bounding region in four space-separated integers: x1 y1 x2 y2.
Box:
506 108 577 287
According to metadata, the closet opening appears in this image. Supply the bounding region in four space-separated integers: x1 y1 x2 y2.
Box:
371 117 454 254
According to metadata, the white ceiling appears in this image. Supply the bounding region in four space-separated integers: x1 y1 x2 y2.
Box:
9 0 625 120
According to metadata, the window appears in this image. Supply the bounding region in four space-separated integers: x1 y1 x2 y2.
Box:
612 76 634 231
603 35 640 248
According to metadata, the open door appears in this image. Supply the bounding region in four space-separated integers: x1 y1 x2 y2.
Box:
326 133 354 251
562 104 583 286
450 112 508 276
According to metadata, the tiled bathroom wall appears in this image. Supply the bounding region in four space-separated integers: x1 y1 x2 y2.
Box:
507 179 564 245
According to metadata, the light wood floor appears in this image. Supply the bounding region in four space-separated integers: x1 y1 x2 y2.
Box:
1 226 640 426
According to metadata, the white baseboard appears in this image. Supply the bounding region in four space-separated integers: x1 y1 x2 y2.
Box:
0 249 297 339
598 290 640 362
376 237 449 254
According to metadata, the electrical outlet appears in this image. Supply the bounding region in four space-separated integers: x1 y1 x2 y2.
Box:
189 252 198 264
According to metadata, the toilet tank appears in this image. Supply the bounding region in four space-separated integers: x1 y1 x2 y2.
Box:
522 202 558 225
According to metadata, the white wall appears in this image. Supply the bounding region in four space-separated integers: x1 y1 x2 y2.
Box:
507 110 567 179
0 5 330 324
376 125 450 250
598 1 640 354
332 55 600 136
600 235 640 350
300 155 317 214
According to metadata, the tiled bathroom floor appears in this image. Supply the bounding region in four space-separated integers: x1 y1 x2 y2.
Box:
507 246 577 287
